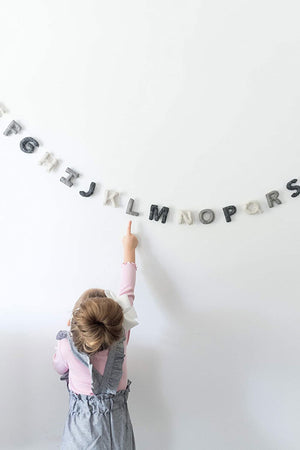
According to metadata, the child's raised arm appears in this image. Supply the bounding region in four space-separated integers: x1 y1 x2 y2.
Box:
119 220 138 306
122 220 138 264
120 220 139 343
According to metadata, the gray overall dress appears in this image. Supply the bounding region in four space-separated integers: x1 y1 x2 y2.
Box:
56 330 136 450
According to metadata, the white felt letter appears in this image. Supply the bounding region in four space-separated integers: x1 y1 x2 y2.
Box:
39 152 59 172
178 210 193 225
0 103 7 117
244 201 263 215
103 189 119 207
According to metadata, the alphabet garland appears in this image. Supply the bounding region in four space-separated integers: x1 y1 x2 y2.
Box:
1 102 300 226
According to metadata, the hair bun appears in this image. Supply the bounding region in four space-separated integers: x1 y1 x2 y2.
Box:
70 289 124 355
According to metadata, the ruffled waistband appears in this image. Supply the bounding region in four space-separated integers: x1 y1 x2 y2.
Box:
68 380 132 415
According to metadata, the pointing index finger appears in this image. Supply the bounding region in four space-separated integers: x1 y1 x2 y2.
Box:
127 220 132 234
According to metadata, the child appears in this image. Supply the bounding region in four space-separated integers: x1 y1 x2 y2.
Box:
53 220 139 450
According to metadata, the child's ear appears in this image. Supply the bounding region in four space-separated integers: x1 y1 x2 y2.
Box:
67 319 71 327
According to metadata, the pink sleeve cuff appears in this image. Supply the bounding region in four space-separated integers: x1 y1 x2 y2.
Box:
122 262 137 269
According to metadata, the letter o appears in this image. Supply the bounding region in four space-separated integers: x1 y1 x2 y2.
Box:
199 209 215 224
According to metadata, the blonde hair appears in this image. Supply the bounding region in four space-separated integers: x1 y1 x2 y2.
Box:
70 288 124 356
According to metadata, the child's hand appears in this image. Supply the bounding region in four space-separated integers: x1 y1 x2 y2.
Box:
122 220 138 263
122 220 138 250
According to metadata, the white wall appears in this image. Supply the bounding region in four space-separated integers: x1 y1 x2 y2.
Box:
0 1 300 449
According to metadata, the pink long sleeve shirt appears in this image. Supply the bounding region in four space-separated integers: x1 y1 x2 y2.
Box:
52 262 137 395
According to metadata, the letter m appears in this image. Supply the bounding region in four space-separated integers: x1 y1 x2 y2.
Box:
149 204 169 224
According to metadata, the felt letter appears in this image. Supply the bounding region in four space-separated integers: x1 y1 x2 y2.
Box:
126 198 139 216
265 190 282 208
60 167 79 187
39 152 59 171
286 179 300 198
223 205 237 223
178 210 193 225
3 120 22 136
20 137 39 154
103 190 119 207
244 201 262 215
149 205 169 224
199 209 215 224
0 103 7 117
79 182 96 197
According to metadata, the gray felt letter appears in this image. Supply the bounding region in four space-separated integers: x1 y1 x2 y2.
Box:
60 167 79 187
286 179 300 198
199 209 215 224
126 198 139 216
222 205 237 223
3 120 22 136
149 205 169 224
265 190 282 208
20 137 39 154
79 182 96 197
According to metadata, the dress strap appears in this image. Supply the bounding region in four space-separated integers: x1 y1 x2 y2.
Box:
56 330 68 340
91 329 126 395
58 329 126 395
66 333 90 367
